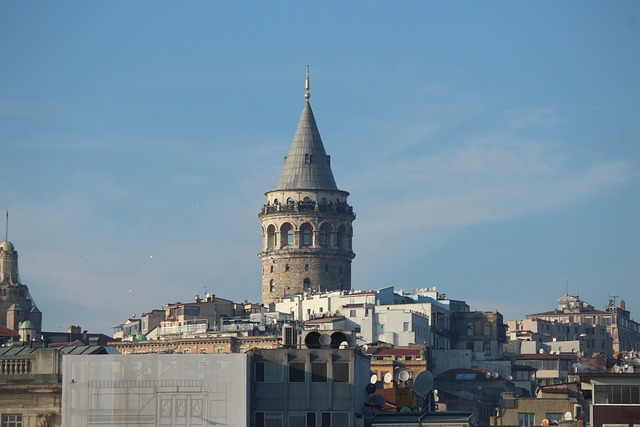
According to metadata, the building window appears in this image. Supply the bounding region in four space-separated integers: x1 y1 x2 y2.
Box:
517 413 535 427
289 362 306 382
217 348 224 354
255 361 284 383
594 384 640 404
255 412 283 427
311 362 327 382
403 322 409 332
302 228 312 246
270 280 275 293
304 278 311 291
333 362 349 383
319 229 328 247
200 348 208 354
287 230 294 245
305 264 309 272
467 322 474 336
289 412 316 427
483 341 491 355
545 413 563 423
483 322 491 336
349 310 356 317
1 415 22 427
285 264 291 272
270 265 274 273
321 412 349 427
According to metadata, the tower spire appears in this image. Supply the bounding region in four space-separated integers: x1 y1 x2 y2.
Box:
305 65 310 100
4 209 7 242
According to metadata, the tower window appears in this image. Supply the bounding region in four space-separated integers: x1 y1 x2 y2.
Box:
319 229 327 247
269 280 275 293
304 153 310 164
287 230 294 245
287 197 294 204
304 264 309 272
304 278 311 290
270 265 274 273
285 264 291 272
302 229 311 246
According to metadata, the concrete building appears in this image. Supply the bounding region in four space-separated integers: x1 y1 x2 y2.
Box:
451 310 506 359
62 353 250 427
259 68 355 306
523 294 640 356
250 347 370 427
491 386 583 426
580 372 640 427
0 219 42 337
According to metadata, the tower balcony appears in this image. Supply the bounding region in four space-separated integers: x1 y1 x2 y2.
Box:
259 201 355 219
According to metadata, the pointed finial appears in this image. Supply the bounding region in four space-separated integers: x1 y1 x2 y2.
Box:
305 65 310 100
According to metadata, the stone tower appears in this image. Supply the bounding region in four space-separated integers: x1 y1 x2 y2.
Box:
0 212 42 334
259 68 356 306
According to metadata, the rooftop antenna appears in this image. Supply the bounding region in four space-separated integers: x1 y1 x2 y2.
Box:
565 278 568 296
4 209 8 241
305 65 310 100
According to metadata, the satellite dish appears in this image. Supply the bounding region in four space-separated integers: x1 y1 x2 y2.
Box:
369 394 386 408
486 372 491 379
398 370 410 382
370 374 378 384
359 344 369 355
506 375 513 381
539 349 545 354
412 370 434 399
366 383 377 394
339 341 349 349
563 411 573 421
383 372 393 384
319 334 331 346
492 372 499 378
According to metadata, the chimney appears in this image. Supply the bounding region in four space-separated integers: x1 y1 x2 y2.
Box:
620 300 626 310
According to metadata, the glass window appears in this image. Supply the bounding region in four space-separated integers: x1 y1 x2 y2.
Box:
302 229 312 246
319 230 327 247
518 413 535 427
1 415 22 427
403 322 409 332
483 322 491 336
255 361 284 383
255 412 283 427
287 230 294 245
333 362 349 382
289 362 306 382
312 362 327 382
467 322 474 336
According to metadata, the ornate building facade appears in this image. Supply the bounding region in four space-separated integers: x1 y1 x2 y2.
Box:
258 69 355 306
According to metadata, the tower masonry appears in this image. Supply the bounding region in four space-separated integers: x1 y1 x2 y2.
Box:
259 68 355 307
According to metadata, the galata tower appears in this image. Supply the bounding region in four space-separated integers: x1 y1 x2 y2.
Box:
259 67 356 307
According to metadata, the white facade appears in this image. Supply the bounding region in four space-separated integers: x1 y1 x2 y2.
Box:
62 353 249 427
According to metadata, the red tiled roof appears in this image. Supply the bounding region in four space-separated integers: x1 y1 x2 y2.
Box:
0 326 18 337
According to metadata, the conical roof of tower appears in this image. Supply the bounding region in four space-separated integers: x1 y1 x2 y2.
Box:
275 101 338 191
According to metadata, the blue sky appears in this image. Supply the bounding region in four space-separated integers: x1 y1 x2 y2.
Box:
1 2 639 335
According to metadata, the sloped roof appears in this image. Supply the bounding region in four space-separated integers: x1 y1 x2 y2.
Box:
275 101 338 191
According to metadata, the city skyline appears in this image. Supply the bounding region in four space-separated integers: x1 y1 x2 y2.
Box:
1 2 639 334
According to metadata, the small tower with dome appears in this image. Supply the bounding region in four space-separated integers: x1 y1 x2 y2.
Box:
258 68 356 306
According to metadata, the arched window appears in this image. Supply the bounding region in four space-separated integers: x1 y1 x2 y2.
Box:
269 280 275 293
319 223 332 247
267 225 276 249
301 223 313 246
270 265 274 273
305 264 309 272
287 197 295 204
337 225 347 249
285 264 291 272
304 278 311 291
281 223 294 247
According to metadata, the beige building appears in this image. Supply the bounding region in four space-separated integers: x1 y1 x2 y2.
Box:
259 69 355 306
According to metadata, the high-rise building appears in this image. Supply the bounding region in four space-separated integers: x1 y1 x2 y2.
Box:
258 68 355 306
0 212 42 336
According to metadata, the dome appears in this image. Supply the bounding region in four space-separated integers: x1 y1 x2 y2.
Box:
19 320 34 330
134 333 147 341
0 240 14 252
